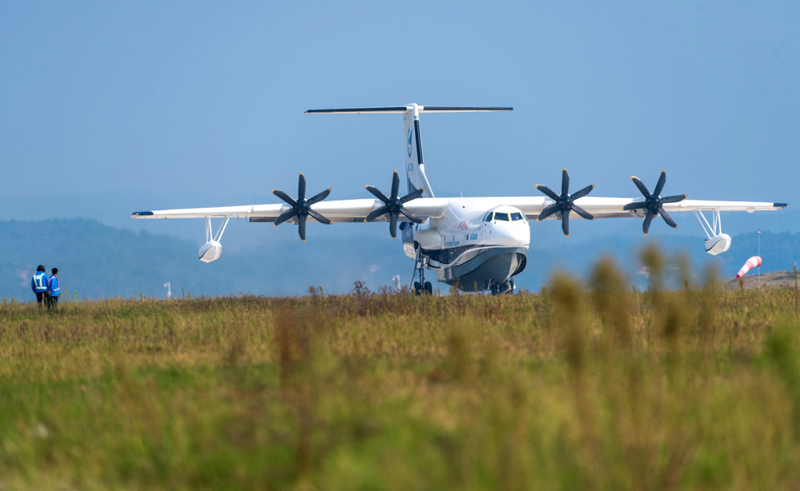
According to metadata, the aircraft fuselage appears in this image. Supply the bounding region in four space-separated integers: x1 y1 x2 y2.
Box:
403 202 530 292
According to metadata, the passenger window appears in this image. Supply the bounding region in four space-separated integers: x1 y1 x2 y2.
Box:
495 212 509 221
484 212 493 222
511 212 523 221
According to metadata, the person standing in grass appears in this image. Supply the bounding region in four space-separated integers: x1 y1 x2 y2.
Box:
31 265 49 307
47 268 60 309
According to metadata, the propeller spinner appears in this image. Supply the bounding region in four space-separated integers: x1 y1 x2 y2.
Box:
365 171 424 238
535 168 595 237
272 173 332 241
622 170 687 235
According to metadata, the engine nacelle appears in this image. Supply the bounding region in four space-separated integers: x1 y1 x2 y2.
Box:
704 233 731 256
400 223 416 258
198 240 222 263
415 228 443 250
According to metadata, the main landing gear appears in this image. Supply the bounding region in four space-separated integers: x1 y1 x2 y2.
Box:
414 281 433 295
410 247 433 295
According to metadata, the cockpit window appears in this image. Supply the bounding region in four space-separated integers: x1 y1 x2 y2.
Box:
511 212 523 221
494 212 509 221
484 212 493 222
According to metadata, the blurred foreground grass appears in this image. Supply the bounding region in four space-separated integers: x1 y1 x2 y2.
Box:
1 255 800 490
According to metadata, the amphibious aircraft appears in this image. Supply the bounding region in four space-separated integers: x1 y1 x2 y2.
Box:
132 104 787 294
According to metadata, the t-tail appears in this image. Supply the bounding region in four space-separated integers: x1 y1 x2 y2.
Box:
305 104 512 197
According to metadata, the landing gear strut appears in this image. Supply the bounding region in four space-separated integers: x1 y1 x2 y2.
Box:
410 246 433 295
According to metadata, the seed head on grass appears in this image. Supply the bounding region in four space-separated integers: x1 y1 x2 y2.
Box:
550 272 588 377
640 244 666 294
590 255 632 349
764 320 800 441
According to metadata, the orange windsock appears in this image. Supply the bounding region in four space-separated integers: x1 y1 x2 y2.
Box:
736 256 762 278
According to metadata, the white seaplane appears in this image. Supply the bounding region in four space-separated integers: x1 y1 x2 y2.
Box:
132 105 788 294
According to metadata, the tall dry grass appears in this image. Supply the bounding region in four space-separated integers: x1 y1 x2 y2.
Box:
0 248 799 490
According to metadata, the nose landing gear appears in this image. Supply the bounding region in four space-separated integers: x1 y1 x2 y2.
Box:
490 278 515 295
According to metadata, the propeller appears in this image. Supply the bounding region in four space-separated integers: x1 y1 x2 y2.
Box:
365 170 424 238
535 168 595 237
272 173 332 241
622 170 687 235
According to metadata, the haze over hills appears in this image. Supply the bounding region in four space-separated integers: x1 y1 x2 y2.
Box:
1 218 797 300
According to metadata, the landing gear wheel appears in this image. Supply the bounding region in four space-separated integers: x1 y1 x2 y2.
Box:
414 281 422 296
424 281 433 295
490 283 499 295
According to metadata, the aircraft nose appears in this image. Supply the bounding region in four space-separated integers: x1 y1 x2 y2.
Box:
492 219 530 246
513 221 531 245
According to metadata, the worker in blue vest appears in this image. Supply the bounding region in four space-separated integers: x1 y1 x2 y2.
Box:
31 265 49 307
47 268 60 309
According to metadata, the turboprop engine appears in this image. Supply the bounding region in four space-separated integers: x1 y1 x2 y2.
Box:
199 240 222 263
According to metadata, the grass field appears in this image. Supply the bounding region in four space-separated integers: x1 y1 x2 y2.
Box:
1 254 799 490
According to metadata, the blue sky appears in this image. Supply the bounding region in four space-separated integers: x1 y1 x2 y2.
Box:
1 0 797 250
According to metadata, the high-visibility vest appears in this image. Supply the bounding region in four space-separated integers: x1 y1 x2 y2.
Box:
32 272 48 292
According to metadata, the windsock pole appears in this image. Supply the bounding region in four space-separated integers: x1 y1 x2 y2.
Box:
757 229 761 288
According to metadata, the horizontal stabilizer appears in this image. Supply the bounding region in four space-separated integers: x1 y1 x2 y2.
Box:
305 105 512 114
420 106 513 113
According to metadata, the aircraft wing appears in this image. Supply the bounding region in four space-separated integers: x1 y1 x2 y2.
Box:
132 196 786 222
498 197 788 220
131 198 450 223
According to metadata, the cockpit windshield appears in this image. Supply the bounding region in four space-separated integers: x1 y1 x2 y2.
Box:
511 212 523 221
494 212 510 221
484 212 493 222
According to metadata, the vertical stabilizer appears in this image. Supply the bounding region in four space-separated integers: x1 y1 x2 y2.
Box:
403 104 435 197
305 104 512 199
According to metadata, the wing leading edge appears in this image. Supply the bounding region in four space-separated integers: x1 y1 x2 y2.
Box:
132 196 786 222
131 198 450 223
492 196 786 221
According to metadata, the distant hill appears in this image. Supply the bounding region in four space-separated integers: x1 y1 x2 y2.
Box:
0 219 413 299
724 270 800 290
1 219 798 300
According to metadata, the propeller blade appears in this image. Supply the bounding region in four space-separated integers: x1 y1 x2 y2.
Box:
536 185 560 201
390 213 398 239
297 173 306 202
537 203 559 221
399 208 424 224
643 212 654 235
661 194 687 204
365 185 390 203
307 188 331 205
658 207 678 228
308 209 333 225
561 212 570 237
273 209 296 227
272 190 296 207
399 188 424 204
366 205 389 222
631 177 651 199
623 201 647 211
391 171 400 200
570 183 594 200
561 168 569 196
653 170 667 197
571 204 595 220
298 215 306 241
